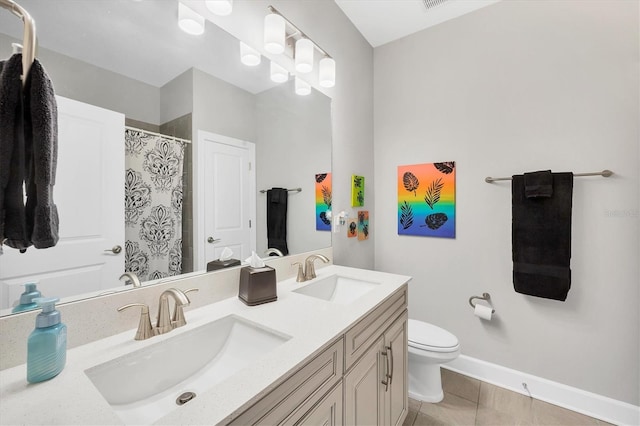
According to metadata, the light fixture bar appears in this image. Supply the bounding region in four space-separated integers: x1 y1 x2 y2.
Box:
267 5 332 60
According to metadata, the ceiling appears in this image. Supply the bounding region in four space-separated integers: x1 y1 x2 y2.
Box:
334 0 500 47
0 0 500 90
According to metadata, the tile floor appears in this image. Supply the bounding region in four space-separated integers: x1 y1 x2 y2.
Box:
403 369 613 426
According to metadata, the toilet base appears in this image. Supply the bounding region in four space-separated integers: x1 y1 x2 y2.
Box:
408 363 446 403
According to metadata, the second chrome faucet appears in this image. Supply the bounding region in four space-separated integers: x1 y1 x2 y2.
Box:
118 287 199 340
294 254 330 282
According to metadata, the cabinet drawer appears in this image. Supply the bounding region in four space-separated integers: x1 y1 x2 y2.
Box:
344 285 408 370
228 337 344 425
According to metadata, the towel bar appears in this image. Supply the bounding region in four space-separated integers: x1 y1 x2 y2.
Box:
485 169 613 183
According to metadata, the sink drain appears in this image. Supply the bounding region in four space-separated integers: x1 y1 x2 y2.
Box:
176 391 197 406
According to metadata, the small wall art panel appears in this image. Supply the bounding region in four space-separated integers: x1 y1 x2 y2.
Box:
347 218 357 238
397 162 455 238
357 211 369 241
315 173 332 231
351 175 365 207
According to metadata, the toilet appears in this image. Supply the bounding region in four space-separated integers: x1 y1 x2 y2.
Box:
408 319 460 403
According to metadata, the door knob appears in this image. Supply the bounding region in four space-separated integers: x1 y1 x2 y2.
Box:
104 245 122 254
207 237 221 244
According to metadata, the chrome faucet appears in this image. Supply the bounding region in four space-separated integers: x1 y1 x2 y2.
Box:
264 248 284 257
119 272 142 288
303 254 330 281
156 288 191 335
117 287 199 340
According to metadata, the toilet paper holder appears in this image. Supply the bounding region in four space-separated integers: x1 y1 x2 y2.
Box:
469 292 495 313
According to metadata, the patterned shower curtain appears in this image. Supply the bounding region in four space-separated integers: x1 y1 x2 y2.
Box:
124 128 185 282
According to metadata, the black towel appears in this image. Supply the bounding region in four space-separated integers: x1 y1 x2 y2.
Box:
266 188 288 256
512 172 573 301
0 54 28 250
23 59 59 249
0 54 59 252
524 170 553 198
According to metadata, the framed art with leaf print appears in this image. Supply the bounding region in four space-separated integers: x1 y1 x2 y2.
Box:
315 173 332 231
397 162 455 238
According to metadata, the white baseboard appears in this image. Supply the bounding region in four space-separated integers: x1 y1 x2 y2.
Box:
444 355 640 426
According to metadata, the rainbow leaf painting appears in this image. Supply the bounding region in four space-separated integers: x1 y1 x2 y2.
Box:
398 162 455 238
315 173 332 231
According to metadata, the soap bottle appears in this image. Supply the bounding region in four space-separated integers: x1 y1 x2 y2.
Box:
12 283 42 313
27 298 67 383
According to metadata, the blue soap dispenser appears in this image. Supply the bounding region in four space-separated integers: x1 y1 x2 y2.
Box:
27 298 67 383
12 283 42 313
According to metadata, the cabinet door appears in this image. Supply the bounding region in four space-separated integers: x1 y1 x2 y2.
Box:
293 382 343 426
383 311 408 426
343 336 384 426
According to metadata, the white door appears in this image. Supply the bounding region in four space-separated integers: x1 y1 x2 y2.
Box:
195 131 255 269
0 96 124 311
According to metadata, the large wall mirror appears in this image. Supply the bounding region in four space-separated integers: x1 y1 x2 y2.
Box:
0 0 332 316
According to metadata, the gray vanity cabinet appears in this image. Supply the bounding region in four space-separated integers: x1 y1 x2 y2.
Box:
343 311 408 426
226 284 408 426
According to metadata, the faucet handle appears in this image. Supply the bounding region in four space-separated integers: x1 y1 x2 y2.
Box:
173 288 199 328
117 303 155 340
292 262 305 282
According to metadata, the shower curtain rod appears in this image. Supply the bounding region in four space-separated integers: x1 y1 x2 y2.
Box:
125 126 192 144
485 169 613 183
0 0 36 87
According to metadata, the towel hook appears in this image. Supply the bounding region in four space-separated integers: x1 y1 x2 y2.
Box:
469 292 495 313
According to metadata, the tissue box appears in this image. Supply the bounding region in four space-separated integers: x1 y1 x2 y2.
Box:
238 266 277 306
207 259 240 271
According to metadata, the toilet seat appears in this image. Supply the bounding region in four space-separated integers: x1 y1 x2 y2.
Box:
408 319 459 353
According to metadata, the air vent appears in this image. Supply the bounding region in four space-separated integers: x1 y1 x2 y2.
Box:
422 0 448 10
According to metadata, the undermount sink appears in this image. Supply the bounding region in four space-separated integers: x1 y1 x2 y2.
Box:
85 315 290 425
293 274 380 304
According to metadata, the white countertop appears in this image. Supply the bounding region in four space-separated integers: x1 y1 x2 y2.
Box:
0 265 410 425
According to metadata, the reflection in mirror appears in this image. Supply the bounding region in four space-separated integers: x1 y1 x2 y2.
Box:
0 0 331 316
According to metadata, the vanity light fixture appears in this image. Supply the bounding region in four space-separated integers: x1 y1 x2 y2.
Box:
295 38 314 73
205 0 233 16
240 41 261 66
319 57 336 88
264 14 285 54
295 76 311 96
178 2 205 36
270 61 289 83
264 6 336 88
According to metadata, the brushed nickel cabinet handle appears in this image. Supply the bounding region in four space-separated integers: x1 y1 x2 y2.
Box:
104 245 122 254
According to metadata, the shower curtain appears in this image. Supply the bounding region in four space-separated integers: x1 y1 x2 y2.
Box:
124 128 185 282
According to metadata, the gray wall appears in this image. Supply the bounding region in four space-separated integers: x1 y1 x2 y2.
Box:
255 81 332 255
207 0 375 269
0 33 160 125
373 0 639 404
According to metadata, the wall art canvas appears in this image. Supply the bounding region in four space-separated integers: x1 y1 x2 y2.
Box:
347 218 357 238
357 211 369 241
351 175 365 207
398 162 455 238
315 173 332 231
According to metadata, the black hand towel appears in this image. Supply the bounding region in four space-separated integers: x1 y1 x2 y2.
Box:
512 172 573 301
524 170 553 198
0 54 59 252
0 54 29 250
23 59 59 249
266 188 289 256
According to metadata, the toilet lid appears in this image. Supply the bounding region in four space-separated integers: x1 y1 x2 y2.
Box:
408 319 459 351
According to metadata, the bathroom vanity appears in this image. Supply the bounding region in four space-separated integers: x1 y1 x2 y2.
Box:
0 264 410 425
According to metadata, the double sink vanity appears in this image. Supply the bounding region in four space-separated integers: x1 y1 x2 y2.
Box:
0 253 411 425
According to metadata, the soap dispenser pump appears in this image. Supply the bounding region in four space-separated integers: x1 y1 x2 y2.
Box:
12 283 42 313
27 298 67 383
